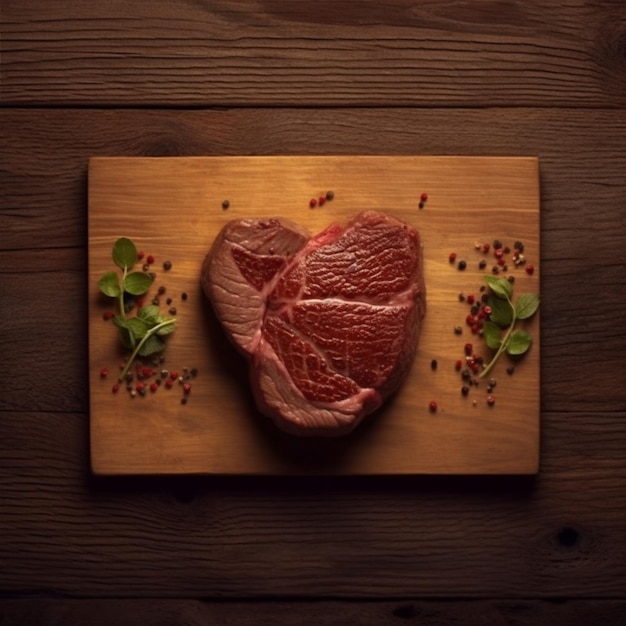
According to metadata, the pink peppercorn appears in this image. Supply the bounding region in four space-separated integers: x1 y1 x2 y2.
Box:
429 400 437 412
112 383 120 394
309 198 317 208
100 368 109 378
146 254 155 265
420 192 428 202
525 264 535 275
150 382 158 393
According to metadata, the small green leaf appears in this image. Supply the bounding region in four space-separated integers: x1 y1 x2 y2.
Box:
123 271 153 296
156 319 176 336
137 305 161 325
138 334 165 357
114 316 150 340
488 294 514 327
515 293 540 320
98 271 121 297
483 321 503 349
113 316 136 349
506 329 533 355
112 237 137 270
485 275 513 300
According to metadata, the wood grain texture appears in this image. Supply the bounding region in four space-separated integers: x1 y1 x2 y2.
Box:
2 0 626 107
2 599 626 626
87 155 539 475
2 0 626 616
1 410 625 597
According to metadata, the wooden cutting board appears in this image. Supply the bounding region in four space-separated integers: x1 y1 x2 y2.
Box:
88 156 540 475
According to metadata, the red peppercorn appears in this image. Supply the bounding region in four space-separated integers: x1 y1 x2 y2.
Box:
183 383 192 395
165 378 173 389
135 382 145 392
170 371 179 381
100 368 109 378
429 400 437 412
466 294 475 305
146 254 155 265
112 383 120 394
525 264 535 275
137 251 145 260
455 359 463 371
494 248 504 259
309 198 317 208
420 192 428 202
483 305 493 316
464 343 473 355
318 196 326 206
149 382 158 393
487 395 495 406
102 311 115 321
482 243 490 253
449 252 457 263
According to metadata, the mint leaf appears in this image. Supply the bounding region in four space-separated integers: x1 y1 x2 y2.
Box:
488 294 514 327
485 275 513 300
112 237 137 270
137 305 161 325
483 321 503 349
156 319 176 336
506 329 533 355
113 316 136 350
515 293 540 320
98 270 121 297
114 316 150 341
123 271 153 296
138 334 165 357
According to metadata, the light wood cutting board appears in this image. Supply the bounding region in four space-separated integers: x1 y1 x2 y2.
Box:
88 156 540 475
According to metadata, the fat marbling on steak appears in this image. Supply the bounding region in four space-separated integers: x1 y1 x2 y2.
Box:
201 211 425 436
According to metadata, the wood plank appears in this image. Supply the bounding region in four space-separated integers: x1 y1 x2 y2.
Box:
87 155 540 475
1 411 625 597
2 599 626 626
2 0 625 107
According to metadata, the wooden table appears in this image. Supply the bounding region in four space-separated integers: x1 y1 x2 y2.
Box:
2 2 625 624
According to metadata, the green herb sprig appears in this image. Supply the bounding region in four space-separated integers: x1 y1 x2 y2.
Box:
98 237 176 382
480 276 539 379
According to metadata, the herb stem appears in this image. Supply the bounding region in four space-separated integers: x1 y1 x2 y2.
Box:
479 297 517 379
118 318 176 382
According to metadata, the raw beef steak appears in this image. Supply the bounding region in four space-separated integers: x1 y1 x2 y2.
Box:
201 211 425 436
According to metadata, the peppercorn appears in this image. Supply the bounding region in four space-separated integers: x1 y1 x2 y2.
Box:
420 192 428 202
493 239 503 249
163 261 172 271
222 200 230 210
525 264 535 275
454 326 463 335
487 395 495 406
458 260 467 270
449 252 457 263
326 190 335 201
461 386 469 396
478 259 487 269
309 198 317 208
100 367 109 378
158 285 166 295
146 254 155 265
169 306 177 315
429 400 438 412
431 359 438 370
181 292 188 301
318 196 326 206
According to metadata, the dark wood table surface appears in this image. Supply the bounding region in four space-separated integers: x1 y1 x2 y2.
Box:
2 1 625 624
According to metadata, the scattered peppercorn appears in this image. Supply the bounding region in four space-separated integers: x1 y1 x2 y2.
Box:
169 306 177 315
431 359 438 370
449 252 457 263
222 200 230 210
525 264 535 275
461 386 470 396
181 292 188 301
163 261 172 271
309 198 317 208
326 190 335 201
478 259 487 269
487 395 496 406
146 254 155 265
454 326 463 335
429 400 438 412
458 260 467 270
102 311 115 321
